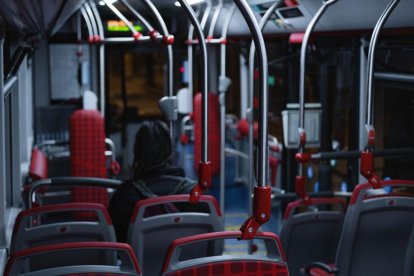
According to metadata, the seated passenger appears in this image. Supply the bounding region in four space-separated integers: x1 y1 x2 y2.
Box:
108 120 197 242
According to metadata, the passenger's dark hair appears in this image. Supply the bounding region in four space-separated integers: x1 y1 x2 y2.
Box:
132 120 172 179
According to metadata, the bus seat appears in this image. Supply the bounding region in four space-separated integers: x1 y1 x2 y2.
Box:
161 231 289 276
4 242 141 276
69 109 109 215
29 148 48 181
405 224 414 276
10 203 117 268
305 180 414 276
279 198 345 276
334 180 414 276
193 92 221 176
127 195 223 276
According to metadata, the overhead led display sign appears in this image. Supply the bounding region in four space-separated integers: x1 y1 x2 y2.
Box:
107 20 143 32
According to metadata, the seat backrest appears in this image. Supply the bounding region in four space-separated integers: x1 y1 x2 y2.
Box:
162 231 289 276
405 224 414 276
336 180 414 276
70 109 109 212
279 197 345 276
27 177 122 209
10 203 117 268
127 195 223 276
4 242 141 276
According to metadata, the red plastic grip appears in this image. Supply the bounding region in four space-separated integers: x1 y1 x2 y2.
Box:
190 161 212 204
299 129 306 146
240 186 271 240
285 0 298 7
360 150 382 189
254 68 259 80
163 35 175 45
180 134 190 145
133 32 142 41
368 129 376 147
253 97 259 109
111 161 121 175
253 186 271 223
289 32 305 44
199 161 212 190
295 152 311 163
149 30 159 41
295 175 310 203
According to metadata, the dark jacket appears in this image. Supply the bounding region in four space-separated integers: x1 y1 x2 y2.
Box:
108 165 196 242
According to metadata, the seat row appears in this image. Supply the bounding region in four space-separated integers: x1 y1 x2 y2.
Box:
6 177 414 276
5 193 288 276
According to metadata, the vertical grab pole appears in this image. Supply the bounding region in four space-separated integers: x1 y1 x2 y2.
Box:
76 11 82 63
0 37 6 247
187 10 198 109
140 0 176 140
296 0 338 202
177 0 211 203
218 4 236 214
89 1 106 116
360 0 400 188
234 0 269 240
246 0 283 245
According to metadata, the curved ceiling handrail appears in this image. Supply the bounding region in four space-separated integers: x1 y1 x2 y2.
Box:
187 7 201 103
248 0 283 118
299 0 338 150
83 2 99 41
200 0 212 30
89 0 106 116
232 0 269 239
177 0 210 204
119 0 155 34
89 1 104 39
140 0 175 139
295 0 338 201
80 6 94 42
366 0 400 132
207 0 223 39
245 0 283 240
360 0 400 188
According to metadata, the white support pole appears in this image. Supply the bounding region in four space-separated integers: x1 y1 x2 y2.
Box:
358 39 368 184
0 38 6 247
